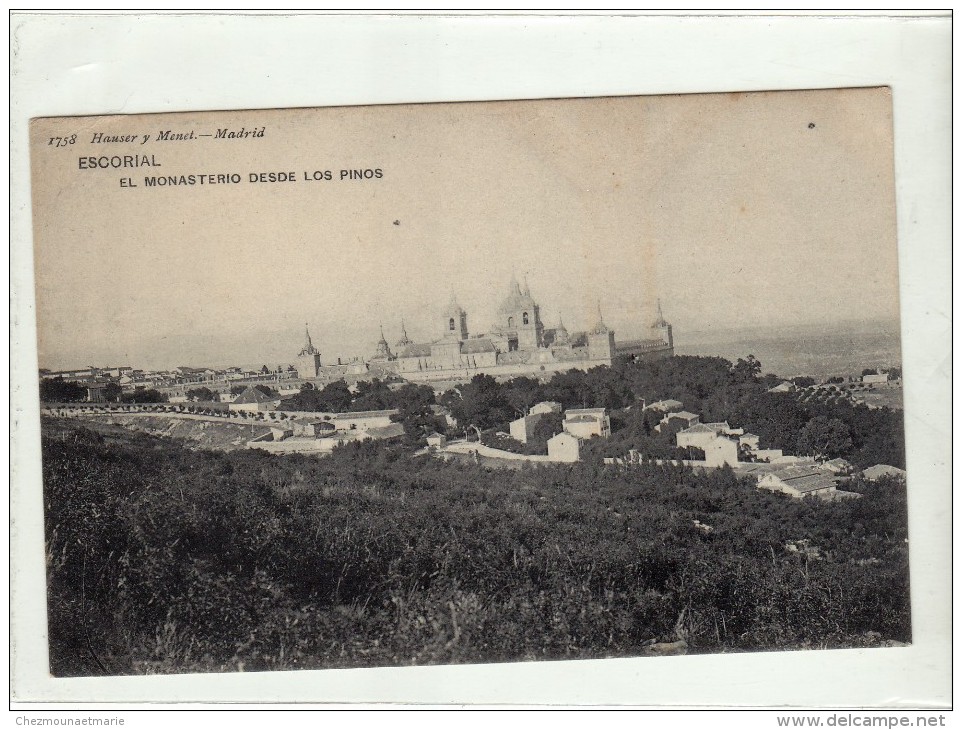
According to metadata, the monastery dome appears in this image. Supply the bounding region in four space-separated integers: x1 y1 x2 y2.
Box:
497 275 537 316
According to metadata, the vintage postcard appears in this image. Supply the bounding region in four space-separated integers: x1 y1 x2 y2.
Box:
27 90 912 682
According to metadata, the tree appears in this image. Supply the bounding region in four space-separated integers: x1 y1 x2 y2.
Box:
186 387 216 402
352 378 392 411
103 382 123 403
504 377 542 417
444 374 513 430
797 416 853 460
261 365 270 374
730 356 762 384
39 377 87 403
544 369 593 409
120 388 168 404
314 381 353 412
791 376 816 388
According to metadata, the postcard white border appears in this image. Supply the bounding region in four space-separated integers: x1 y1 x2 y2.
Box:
9 11 952 708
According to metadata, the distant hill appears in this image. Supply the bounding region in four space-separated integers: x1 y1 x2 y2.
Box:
675 319 902 380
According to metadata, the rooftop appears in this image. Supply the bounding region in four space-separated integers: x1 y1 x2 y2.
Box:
765 467 839 493
679 423 718 434
363 423 406 439
566 414 603 424
232 386 276 404
665 410 699 420
565 407 607 417
330 409 400 419
461 338 497 354
861 464 906 480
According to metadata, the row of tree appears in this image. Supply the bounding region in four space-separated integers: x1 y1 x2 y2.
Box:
39 378 169 404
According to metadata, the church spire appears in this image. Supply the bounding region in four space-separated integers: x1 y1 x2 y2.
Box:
299 323 319 356
510 272 522 296
522 275 530 297
395 318 412 348
446 290 464 314
555 312 570 345
653 298 669 327
592 301 609 334
373 323 393 360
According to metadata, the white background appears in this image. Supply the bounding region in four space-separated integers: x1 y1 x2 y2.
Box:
8 10 952 713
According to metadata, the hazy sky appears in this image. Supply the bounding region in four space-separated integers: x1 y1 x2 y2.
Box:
30 88 900 371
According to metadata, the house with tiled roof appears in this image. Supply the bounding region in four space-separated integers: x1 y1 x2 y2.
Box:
822 458 855 475
757 466 840 499
548 431 582 462
646 399 683 413
861 464 906 481
292 418 336 438
357 423 406 441
329 409 400 431
426 432 447 449
228 386 277 413
510 413 543 443
655 410 700 434
563 407 610 439
676 423 721 450
530 401 562 415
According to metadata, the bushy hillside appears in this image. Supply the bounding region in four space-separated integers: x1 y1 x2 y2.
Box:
43 418 909 676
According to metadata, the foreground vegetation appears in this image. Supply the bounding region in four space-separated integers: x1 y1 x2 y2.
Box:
44 417 909 676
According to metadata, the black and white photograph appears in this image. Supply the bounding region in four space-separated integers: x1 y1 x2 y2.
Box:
10 11 950 711
29 88 912 672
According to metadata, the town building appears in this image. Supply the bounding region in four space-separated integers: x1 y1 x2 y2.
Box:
861 464 906 480
703 435 740 467
676 423 725 451
426 432 447 449
85 383 108 403
228 386 277 413
656 410 700 434
530 401 562 415
753 448 784 462
563 407 611 439
509 413 543 443
547 431 582 462
328 409 399 431
646 399 684 413
291 418 335 438
756 466 840 499
822 458 855 475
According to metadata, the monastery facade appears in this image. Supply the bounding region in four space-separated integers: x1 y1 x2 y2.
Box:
297 277 674 383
